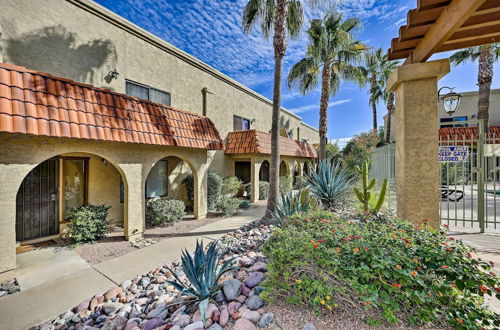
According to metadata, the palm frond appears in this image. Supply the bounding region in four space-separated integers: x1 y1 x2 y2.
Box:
287 56 320 93
287 1 304 38
450 47 481 66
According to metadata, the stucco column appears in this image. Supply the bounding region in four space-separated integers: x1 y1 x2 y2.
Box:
387 59 450 228
299 162 304 176
120 164 145 241
250 157 261 203
0 167 18 281
193 157 208 220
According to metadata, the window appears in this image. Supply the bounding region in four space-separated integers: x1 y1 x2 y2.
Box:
233 115 251 131
145 160 168 198
440 116 468 128
126 80 171 106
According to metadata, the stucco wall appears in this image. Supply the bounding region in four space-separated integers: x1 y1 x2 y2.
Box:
438 89 500 125
0 0 319 176
63 153 123 224
0 132 210 276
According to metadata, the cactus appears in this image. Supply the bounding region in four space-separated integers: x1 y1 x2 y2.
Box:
353 160 388 213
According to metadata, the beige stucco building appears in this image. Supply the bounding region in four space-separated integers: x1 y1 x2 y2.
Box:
385 88 500 142
0 0 319 280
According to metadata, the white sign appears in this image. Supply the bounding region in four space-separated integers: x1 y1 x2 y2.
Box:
439 146 469 162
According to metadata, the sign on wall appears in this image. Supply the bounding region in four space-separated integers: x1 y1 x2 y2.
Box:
439 146 469 162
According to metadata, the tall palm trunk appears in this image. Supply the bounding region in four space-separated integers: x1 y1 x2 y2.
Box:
318 59 331 160
478 45 494 131
370 75 378 132
263 0 288 222
385 92 395 143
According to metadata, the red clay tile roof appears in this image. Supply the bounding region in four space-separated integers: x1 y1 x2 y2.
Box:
440 126 500 141
225 130 317 158
0 63 223 149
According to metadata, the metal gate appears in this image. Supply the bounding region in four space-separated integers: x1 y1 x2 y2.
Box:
15 158 59 241
370 143 396 208
439 120 500 233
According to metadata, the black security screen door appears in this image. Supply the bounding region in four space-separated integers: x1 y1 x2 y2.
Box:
16 158 59 241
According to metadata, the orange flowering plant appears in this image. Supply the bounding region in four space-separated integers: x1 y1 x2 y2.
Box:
262 210 500 328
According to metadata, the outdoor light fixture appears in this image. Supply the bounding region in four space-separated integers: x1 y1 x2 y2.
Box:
109 69 119 80
438 86 462 116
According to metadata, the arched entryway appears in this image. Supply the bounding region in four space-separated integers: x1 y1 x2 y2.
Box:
15 153 126 243
145 155 196 213
279 160 288 177
292 161 300 186
259 160 270 182
303 162 311 176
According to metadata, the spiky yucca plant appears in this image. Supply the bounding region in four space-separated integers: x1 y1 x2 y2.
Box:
306 160 354 210
166 240 233 326
270 188 317 226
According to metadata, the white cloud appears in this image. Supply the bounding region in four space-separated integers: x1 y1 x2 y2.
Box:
99 0 404 92
289 98 352 114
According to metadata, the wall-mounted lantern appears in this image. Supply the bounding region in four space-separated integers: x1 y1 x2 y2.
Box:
438 86 462 116
108 69 119 80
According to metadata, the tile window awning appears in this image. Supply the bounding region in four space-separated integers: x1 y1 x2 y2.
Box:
439 126 500 140
0 63 223 149
388 0 500 63
225 130 317 158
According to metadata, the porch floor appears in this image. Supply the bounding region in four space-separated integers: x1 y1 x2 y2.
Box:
0 201 266 330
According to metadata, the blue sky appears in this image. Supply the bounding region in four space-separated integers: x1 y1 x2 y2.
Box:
95 0 499 139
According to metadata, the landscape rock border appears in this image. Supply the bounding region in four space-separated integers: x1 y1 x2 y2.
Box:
33 221 320 330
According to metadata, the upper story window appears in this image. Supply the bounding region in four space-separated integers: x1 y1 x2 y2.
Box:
440 116 468 128
126 80 171 106
233 115 251 131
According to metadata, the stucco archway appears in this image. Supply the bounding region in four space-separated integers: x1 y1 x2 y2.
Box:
14 152 127 243
144 151 207 220
259 160 270 182
279 160 289 177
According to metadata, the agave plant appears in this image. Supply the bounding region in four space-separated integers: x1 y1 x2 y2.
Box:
306 160 354 210
166 240 233 327
270 188 317 226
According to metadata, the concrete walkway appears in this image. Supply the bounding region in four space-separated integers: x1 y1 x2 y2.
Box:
0 202 266 330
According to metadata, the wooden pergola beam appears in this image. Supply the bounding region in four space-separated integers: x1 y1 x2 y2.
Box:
405 0 487 64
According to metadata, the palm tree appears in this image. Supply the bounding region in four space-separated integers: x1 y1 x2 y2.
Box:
450 44 500 130
287 12 364 160
243 0 326 221
359 48 397 133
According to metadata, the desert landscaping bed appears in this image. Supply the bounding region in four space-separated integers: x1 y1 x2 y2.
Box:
75 209 253 265
33 215 454 330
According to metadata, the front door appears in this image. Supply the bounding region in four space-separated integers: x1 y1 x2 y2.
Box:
16 158 59 242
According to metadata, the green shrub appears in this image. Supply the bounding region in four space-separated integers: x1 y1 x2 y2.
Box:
146 198 186 226
279 176 292 195
259 181 269 200
306 160 354 210
208 171 223 210
216 197 240 216
182 174 194 210
263 211 500 328
293 175 307 190
222 176 242 197
68 204 110 243
239 200 251 209
183 171 223 211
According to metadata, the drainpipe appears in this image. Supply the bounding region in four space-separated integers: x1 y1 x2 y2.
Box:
201 87 213 116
